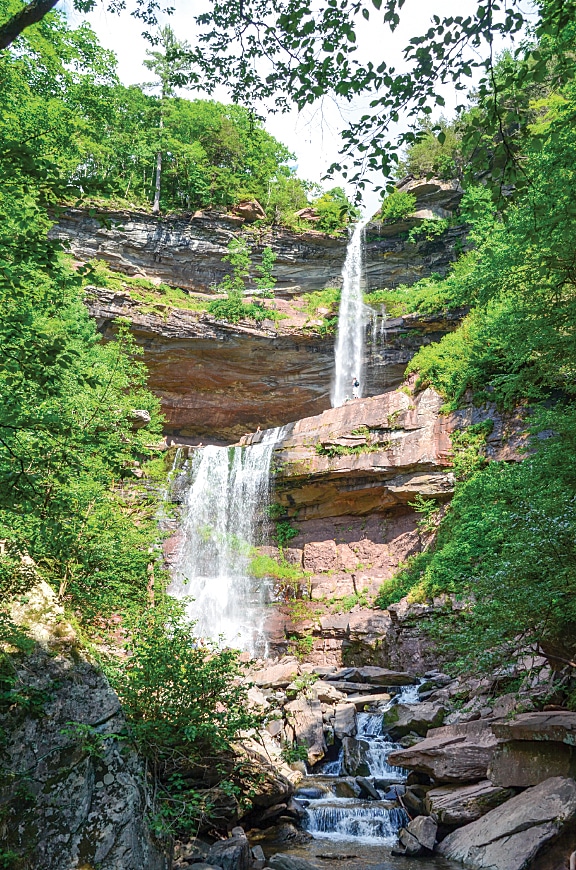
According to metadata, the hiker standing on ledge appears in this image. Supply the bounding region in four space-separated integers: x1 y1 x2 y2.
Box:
352 376 360 399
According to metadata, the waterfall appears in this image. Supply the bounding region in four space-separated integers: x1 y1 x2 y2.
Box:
331 218 369 407
304 801 408 843
170 427 285 655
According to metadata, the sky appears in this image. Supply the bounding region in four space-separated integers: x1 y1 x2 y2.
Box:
65 0 515 216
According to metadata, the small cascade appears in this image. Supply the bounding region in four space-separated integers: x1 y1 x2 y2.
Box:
304 800 407 843
332 218 370 407
171 426 286 654
298 683 419 846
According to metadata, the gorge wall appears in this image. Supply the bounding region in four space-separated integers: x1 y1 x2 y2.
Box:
88 286 462 441
50 179 465 296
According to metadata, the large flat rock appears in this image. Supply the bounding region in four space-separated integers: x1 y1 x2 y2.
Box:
425 780 514 829
387 720 498 783
437 776 576 869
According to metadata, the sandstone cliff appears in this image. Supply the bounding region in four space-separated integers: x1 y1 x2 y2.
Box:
87 287 462 441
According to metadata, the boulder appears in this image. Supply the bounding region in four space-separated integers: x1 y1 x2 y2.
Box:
383 701 447 738
205 830 251 870
252 659 300 689
334 702 357 739
437 776 576 870
313 681 347 704
231 199 266 221
488 712 576 787
284 695 326 765
129 408 151 428
425 780 514 829
397 816 438 856
345 693 393 710
341 736 371 777
356 776 380 800
351 667 418 685
387 720 498 783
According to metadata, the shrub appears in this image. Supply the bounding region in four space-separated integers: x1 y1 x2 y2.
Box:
380 189 417 222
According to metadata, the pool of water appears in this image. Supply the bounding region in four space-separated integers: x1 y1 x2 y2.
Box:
251 828 461 870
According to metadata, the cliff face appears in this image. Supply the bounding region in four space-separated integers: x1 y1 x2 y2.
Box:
88 287 462 441
1 582 169 870
49 180 465 295
241 389 526 664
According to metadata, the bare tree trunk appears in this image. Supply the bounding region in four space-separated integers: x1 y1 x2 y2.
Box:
152 150 162 213
152 113 164 214
0 0 59 49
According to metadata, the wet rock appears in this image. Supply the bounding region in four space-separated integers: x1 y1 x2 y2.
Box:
345 693 393 710
334 702 357 738
333 779 360 798
356 776 380 800
205 829 251 870
396 816 438 856
425 780 514 829
284 695 326 765
388 720 498 783
266 823 313 845
383 701 447 738
341 736 371 777
437 776 576 870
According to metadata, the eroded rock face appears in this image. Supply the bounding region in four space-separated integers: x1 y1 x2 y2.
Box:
50 201 464 295
425 781 515 830
1 582 168 870
387 720 499 783
251 388 456 520
437 776 576 870
86 287 461 441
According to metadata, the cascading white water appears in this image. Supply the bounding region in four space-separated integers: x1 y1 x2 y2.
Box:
170 427 285 654
300 682 420 844
304 800 407 843
331 218 369 407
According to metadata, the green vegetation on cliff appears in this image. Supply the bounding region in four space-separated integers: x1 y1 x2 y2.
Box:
373 42 576 681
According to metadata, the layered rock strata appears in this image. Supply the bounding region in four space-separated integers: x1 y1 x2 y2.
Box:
50 179 465 295
86 286 461 441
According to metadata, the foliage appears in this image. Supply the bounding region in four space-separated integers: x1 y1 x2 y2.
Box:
208 238 272 323
379 190 416 223
376 407 576 676
397 118 462 180
254 247 277 295
407 219 449 243
280 740 308 763
248 552 304 584
109 600 260 836
287 633 314 660
274 520 299 547
311 187 359 233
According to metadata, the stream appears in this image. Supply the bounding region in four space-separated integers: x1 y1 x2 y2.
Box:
252 686 460 869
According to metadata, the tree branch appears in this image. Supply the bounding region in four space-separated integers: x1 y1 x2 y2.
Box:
0 0 60 50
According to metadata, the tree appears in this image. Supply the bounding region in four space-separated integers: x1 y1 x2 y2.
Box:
3 0 576 190
143 25 193 213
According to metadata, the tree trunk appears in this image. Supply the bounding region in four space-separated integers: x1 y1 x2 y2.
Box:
152 149 162 213
152 111 164 214
0 0 60 50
